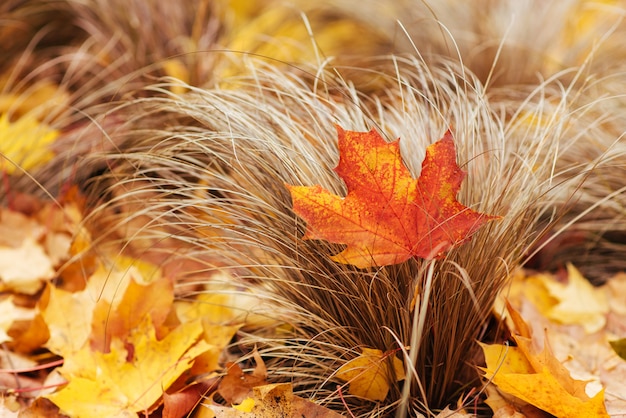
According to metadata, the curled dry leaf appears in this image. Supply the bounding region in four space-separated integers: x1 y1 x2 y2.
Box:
480 302 609 418
217 351 268 405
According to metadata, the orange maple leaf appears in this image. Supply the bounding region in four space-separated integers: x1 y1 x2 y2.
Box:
480 301 609 418
286 126 499 268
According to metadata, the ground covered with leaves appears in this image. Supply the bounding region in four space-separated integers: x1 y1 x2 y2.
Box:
2 117 626 417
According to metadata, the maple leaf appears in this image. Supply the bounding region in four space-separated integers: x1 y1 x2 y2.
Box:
211 383 344 417
0 113 58 174
480 302 609 418
335 347 405 401
45 316 214 418
286 126 498 268
0 207 55 294
524 263 609 333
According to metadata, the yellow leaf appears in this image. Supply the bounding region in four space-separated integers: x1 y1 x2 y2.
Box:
525 263 608 333
0 113 58 174
479 343 533 376
548 0 620 71
0 80 69 119
90 266 173 352
175 277 278 328
491 368 607 418
45 317 213 418
480 304 609 418
162 58 189 94
232 397 255 412
40 284 95 356
335 347 405 401
216 3 389 81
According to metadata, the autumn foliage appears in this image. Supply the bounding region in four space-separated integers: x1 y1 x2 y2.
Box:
4 1 626 416
287 126 499 268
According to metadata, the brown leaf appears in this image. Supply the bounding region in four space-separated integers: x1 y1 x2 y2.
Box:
218 353 267 405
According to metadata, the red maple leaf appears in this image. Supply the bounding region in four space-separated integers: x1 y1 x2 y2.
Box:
286 126 499 268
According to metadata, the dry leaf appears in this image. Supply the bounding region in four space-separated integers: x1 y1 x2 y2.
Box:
335 347 405 401
39 283 94 356
218 351 268 405
524 263 608 333
0 80 69 120
45 316 213 418
162 58 189 95
480 303 609 418
0 235 54 294
175 278 277 328
211 383 343 418
287 126 498 268
609 338 626 361
0 113 58 174
90 266 173 352
0 296 35 344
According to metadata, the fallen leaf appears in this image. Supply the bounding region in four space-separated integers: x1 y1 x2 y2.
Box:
0 80 69 120
524 263 609 333
0 296 35 344
6 312 49 353
90 265 173 352
162 58 189 95
218 351 267 405
162 386 204 418
39 283 94 356
0 235 54 294
211 383 343 418
175 277 278 328
286 126 498 268
45 316 213 418
0 113 58 174
609 338 626 361
39 254 170 357
335 347 405 401
480 303 609 418
434 406 474 417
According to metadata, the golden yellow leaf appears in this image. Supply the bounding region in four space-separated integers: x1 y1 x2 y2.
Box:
548 0 620 71
524 263 608 333
481 304 609 418
162 58 189 95
0 80 69 119
232 398 255 412
0 113 58 174
40 254 168 356
90 268 173 352
40 284 95 357
335 347 405 401
175 278 277 328
45 317 213 418
216 3 390 81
